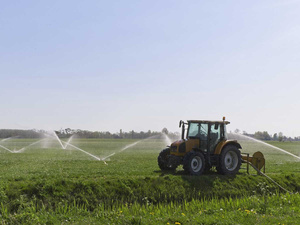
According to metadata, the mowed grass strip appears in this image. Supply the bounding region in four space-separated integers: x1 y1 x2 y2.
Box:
0 192 299 224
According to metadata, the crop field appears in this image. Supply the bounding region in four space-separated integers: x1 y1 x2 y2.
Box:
0 137 299 224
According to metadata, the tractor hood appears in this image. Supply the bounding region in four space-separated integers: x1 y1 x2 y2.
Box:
170 139 186 154
171 139 185 147
170 138 200 155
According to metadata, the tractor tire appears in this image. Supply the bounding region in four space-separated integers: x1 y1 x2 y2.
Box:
183 151 205 175
217 145 241 175
158 148 176 170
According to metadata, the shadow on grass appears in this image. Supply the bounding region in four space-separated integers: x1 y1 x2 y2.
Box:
153 168 244 199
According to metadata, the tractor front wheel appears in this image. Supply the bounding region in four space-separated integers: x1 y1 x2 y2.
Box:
217 145 241 175
183 151 205 175
158 148 176 170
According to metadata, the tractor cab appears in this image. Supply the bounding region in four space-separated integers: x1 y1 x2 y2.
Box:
172 118 231 157
183 120 229 153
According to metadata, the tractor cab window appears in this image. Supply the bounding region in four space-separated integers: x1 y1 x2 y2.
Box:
188 123 208 141
199 124 208 141
187 123 199 138
224 124 228 140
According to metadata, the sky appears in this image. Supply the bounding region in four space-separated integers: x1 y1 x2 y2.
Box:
1 0 300 137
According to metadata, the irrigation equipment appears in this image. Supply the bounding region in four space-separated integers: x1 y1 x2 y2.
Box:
241 151 265 174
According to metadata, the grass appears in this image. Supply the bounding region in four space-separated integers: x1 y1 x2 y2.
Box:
0 137 299 224
1 192 299 224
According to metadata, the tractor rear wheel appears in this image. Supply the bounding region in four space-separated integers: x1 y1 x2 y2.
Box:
183 151 205 175
158 148 176 170
217 145 241 175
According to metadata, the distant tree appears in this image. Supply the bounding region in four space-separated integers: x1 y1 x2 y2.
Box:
162 128 169 135
278 132 283 142
273 133 278 141
254 131 271 140
254 131 262 140
234 129 240 134
0 129 41 138
263 131 271 140
65 128 72 135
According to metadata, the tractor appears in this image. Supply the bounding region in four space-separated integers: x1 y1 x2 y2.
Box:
158 117 243 175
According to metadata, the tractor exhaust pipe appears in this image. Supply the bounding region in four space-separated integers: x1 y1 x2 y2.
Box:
179 120 186 140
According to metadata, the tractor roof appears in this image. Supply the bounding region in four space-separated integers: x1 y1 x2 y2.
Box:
187 120 230 125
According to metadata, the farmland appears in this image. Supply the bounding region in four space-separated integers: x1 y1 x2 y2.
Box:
0 137 299 224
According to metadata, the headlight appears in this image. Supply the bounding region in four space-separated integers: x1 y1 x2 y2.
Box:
171 146 177 152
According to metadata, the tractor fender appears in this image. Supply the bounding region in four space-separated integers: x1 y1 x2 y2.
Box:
214 140 242 155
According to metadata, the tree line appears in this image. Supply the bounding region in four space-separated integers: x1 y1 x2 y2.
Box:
1 128 299 142
0 128 180 140
234 129 300 142
55 128 180 139
0 129 41 139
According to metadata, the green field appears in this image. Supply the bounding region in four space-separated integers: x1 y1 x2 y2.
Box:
0 138 299 224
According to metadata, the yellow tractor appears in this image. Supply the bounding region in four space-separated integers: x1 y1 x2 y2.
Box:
158 117 259 175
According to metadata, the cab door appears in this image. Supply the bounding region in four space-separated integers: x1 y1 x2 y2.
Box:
209 124 221 153
198 123 209 152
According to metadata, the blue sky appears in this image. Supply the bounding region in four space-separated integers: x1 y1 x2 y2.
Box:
1 1 300 136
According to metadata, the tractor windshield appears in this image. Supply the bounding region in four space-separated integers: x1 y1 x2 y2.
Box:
187 123 198 137
187 123 208 140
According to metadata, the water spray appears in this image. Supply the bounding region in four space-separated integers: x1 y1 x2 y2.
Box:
101 141 141 164
0 144 14 153
101 134 162 163
61 141 101 161
0 136 19 142
13 139 46 153
38 133 104 163
234 133 300 160
101 152 116 162
51 131 66 149
0 136 18 152
163 133 172 146
63 135 75 149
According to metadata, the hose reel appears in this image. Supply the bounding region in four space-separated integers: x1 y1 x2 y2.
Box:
242 151 266 174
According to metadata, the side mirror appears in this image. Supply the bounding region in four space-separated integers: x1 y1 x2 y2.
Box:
214 124 219 130
179 120 182 128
